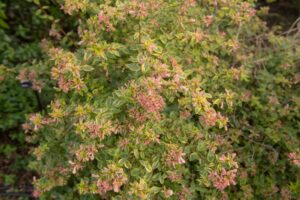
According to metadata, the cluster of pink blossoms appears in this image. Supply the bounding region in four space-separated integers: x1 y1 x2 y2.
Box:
200 108 227 129
151 63 171 79
49 48 84 93
61 0 88 15
128 108 146 123
85 121 114 140
98 11 115 32
125 0 160 19
126 1 148 18
97 179 112 195
167 171 183 182
118 138 130 149
32 189 41 198
68 160 83 174
86 122 103 138
200 108 218 127
180 0 196 14
203 15 214 27
163 188 174 198
75 144 97 162
219 153 239 168
209 153 239 191
180 110 192 119
240 2 256 20
194 28 206 43
23 113 54 132
96 165 128 195
209 168 237 191
288 151 300 167
177 186 191 200
136 89 165 117
165 147 186 168
17 68 43 92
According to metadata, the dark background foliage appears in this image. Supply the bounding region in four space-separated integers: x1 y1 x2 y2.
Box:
0 0 76 198
258 0 300 28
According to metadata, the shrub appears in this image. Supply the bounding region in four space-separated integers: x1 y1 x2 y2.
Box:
26 0 300 199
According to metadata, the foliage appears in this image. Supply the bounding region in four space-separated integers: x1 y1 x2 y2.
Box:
22 0 300 199
0 0 72 193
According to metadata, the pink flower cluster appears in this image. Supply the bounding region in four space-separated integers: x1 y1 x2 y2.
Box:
180 0 196 14
68 160 83 174
49 48 84 93
209 153 239 191
125 0 160 19
136 90 165 115
288 152 300 167
128 108 146 123
209 168 237 191
127 1 148 18
25 113 54 132
61 0 87 15
118 138 130 149
240 2 256 21
96 165 128 195
163 188 174 198
75 144 97 162
203 15 214 27
17 68 43 92
180 110 192 119
177 186 191 200
200 108 227 128
98 11 115 31
147 43 157 54
167 171 183 182
22 123 32 133
280 188 291 200
165 147 186 168
219 153 239 168
194 29 205 43
57 77 72 93
200 108 218 127
97 179 112 195
32 190 41 198
86 122 102 138
152 63 171 79
85 121 114 140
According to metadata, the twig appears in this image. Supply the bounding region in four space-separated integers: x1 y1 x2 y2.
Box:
283 17 300 35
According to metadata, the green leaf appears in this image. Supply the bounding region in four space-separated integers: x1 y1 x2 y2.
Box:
134 149 139 159
0 18 8 29
124 160 132 169
197 143 206 152
150 186 161 194
159 176 164 184
126 63 140 72
33 0 40 5
189 152 199 161
131 168 140 177
140 161 152 173
81 65 94 72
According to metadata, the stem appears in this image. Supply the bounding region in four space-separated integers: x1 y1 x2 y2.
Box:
139 21 141 44
34 91 43 112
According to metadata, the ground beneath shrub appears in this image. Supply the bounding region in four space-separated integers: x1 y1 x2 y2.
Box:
0 128 35 199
